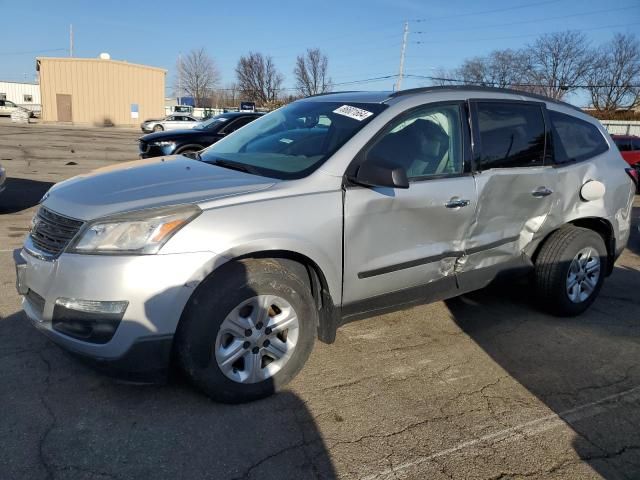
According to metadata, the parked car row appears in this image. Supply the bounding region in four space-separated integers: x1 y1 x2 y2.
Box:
140 114 200 133
12 86 637 404
139 112 263 158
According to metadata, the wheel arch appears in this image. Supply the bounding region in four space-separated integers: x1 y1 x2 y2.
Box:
232 250 340 344
175 144 205 154
532 217 616 276
178 247 341 345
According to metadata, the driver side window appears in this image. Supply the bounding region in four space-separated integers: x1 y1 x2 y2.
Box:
366 104 463 180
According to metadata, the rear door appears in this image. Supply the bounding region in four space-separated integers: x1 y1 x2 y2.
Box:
343 102 477 309
457 100 555 290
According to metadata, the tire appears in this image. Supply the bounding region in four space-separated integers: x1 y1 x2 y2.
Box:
175 146 203 156
534 226 608 316
153 124 163 132
176 259 317 403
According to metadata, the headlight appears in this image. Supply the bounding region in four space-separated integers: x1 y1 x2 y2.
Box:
68 205 201 255
150 141 176 148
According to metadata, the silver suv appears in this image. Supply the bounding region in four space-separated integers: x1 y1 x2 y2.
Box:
14 87 635 403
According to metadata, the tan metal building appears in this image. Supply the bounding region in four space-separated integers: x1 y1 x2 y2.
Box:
37 57 166 126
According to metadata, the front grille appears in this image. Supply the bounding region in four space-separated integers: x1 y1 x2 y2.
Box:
139 141 150 153
29 207 84 257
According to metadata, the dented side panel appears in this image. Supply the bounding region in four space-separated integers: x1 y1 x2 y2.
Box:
343 176 477 304
460 166 556 273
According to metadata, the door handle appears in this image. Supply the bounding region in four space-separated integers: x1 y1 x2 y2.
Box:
532 186 553 198
445 198 471 209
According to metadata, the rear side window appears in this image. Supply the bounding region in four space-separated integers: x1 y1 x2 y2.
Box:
549 110 608 164
474 102 545 170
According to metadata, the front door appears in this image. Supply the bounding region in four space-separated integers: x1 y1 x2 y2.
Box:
343 102 477 311
56 94 72 122
458 100 555 290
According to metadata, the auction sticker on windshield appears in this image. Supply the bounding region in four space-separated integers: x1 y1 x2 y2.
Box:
333 105 373 121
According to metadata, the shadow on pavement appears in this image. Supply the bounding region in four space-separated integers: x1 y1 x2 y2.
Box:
0 255 337 479
446 262 640 479
625 204 640 257
0 310 337 480
0 178 54 214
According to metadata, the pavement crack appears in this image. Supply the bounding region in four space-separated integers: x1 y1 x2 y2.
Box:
37 349 56 480
228 442 308 480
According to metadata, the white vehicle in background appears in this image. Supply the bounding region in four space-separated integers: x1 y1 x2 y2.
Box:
140 114 200 133
0 100 19 117
0 100 39 118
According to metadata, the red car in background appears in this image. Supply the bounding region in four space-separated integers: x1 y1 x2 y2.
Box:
611 135 640 193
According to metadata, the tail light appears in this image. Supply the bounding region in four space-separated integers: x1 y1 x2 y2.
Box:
626 167 639 187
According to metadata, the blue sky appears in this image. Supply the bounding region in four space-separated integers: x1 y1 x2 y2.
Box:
1 0 638 106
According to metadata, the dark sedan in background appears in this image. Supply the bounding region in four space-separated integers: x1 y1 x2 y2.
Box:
138 112 263 158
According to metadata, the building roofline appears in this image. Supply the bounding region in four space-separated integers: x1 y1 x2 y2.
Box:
36 57 167 73
388 86 582 112
0 79 38 85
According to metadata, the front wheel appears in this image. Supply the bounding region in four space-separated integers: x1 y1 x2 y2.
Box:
153 124 163 132
534 226 607 316
176 259 316 403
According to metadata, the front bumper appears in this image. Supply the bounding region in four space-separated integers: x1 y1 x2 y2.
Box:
139 144 175 159
14 247 220 377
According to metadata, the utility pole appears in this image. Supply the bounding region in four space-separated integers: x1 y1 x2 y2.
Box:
69 24 73 57
395 21 409 91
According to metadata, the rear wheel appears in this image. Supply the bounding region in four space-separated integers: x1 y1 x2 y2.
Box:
534 226 607 316
176 259 316 403
153 124 163 132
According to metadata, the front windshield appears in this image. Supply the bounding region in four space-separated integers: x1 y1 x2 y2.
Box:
195 115 230 130
199 101 387 179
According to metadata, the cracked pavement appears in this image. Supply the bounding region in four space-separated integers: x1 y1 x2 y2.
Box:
1 120 639 479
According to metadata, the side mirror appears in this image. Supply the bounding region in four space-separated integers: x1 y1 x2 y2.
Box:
353 159 409 189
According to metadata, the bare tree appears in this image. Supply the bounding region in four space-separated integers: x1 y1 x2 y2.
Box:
212 83 240 109
456 50 529 88
294 48 331 96
457 57 490 86
235 52 284 106
175 48 221 107
523 31 593 100
586 33 640 112
429 67 459 86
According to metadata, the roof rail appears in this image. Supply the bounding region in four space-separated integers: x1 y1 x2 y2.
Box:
388 85 582 112
305 90 359 98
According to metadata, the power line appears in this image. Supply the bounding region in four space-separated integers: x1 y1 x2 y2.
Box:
411 0 563 22
413 22 639 45
413 5 639 35
404 74 640 89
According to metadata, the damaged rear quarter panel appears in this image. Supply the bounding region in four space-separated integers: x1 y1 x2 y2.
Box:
546 153 634 252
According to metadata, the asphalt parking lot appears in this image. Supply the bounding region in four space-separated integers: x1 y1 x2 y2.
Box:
1 119 639 480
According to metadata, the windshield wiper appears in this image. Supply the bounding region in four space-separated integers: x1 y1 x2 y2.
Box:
183 150 202 160
212 158 257 174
